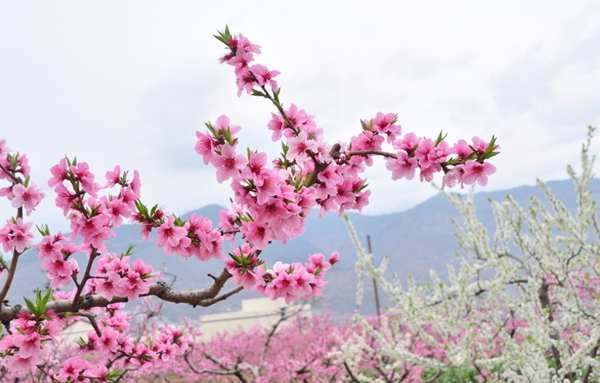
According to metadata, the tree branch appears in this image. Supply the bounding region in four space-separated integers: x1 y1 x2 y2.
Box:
0 207 24 306
0 251 21 305
71 247 98 307
343 361 361 383
348 150 398 159
0 268 242 323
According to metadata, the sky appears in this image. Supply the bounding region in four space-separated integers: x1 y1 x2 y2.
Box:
1 1 599 231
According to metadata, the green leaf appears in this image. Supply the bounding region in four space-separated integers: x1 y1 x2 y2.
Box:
482 135 498 158
281 142 289 156
123 245 135 257
273 88 281 103
23 297 37 314
205 121 216 137
213 25 233 47
239 214 253 223
303 174 316 187
435 130 448 146
107 369 125 382
223 128 234 145
36 224 50 236
76 336 87 347
135 200 149 218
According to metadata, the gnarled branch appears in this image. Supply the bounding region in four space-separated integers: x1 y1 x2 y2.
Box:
0 268 241 323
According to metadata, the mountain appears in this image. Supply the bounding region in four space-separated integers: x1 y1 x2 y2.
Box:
8 178 596 320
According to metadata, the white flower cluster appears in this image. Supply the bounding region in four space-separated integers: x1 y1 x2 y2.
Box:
338 128 600 382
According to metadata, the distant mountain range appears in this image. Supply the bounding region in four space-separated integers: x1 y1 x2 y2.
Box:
8 178 596 320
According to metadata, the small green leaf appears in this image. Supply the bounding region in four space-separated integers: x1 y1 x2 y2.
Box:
36 224 50 236
23 297 37 315
107 369 125 382
123 245 135 257
435 130 448 146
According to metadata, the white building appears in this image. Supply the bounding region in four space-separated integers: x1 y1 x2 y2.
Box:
199 297 311 339
56 298 311 343
58 320 94 344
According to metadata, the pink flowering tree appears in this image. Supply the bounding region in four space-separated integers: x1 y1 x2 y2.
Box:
0 26 498 380
175 310 345 382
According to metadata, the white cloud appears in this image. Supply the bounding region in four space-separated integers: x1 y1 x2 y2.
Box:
0 0 599 231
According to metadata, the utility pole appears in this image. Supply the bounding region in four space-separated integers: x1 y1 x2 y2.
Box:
366 234 382 317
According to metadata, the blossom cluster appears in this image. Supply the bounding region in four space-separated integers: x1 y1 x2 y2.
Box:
48 160 141 248
86 254 155 300
0 140 42 255
6 302 192 382
154 214 223 260
226 245 340 302
0 219 33 254
0 309 63 371
384 133 498 188
38 158 156 299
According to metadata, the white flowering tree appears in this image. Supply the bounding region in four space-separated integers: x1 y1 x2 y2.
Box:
338 128 600 382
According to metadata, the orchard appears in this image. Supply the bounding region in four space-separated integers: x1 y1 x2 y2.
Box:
5 25 570 382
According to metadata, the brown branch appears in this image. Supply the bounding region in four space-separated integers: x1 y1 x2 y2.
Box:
0 163 20 185
348 150 398 159
195 286 244 307
199 351 249 383
258 84 298 135
0 207 24 306
71 248 99 307
0 251 21 306
264 308 288 351
183 351 247 379
264 305 304 351
0 269 242 323
343 361 361 383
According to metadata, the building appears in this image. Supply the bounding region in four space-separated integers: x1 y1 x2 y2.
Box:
198 297 311 339
58 320 94 344
56 298 311 343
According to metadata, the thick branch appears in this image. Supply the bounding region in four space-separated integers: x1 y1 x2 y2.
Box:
0 163 20 185
348 150 398 159
0 252 20 305
0 207 24 306
0 269 241 323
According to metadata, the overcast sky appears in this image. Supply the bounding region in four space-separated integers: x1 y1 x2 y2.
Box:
1 1 599 230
